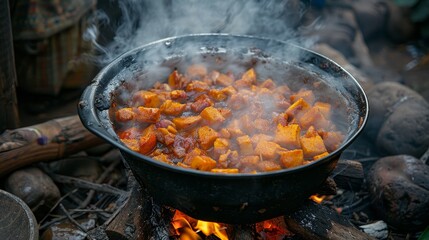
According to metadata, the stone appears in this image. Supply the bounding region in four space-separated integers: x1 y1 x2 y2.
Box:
376 100 429 157
365 82 429 157
4 167 61 220
366 155 429 231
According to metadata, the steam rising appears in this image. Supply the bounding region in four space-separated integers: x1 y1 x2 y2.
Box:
84 0 308 65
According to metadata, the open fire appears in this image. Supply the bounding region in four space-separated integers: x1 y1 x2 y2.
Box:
169 196 323 240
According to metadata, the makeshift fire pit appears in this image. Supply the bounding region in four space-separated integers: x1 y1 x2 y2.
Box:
78 34 368 224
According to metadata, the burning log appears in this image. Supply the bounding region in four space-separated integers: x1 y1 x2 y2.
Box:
284 200 375 240
0 115 104 177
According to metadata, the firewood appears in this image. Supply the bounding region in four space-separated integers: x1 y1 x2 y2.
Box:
0 115 104 177
284 200 375 240
331 160 364 190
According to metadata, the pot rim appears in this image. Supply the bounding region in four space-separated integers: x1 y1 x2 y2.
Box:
78 33 369 179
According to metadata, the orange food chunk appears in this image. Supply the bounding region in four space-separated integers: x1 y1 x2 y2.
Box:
320 131 344 152
221 86 237 96
134 107 161 123
190 156 217 171
160 100 186 116
215 73 234 86
200 106 225 125
121 138 140 152
251 134 273 146
285 98 310 119
211 168 239 174
198 126 219 150
183 148 204 165
152 153 171 164
132 90 162 107
157 128 176 145
240 68 257 85
274 123 301 149
299 106 330 130
300 134 327 158
313 151 329 160
225 119 245 137
115 108 136 122
279 149 304 168
213 138 230 157
254 141 281 160
139 133 157 154
172 115 202 130
170 90 187 100
290 89 315 105
236 135 254 155
257 161 282 172
240 155 260 166
314 102 331 118
259 78 276 89
168 70 181 88
208 89 227 101
186 80 210 92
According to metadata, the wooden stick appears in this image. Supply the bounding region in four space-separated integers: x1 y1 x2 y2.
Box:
0 115 104 177
284 200 375 240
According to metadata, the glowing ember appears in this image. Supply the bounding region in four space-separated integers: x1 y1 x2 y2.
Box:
310 194 326 204
256 217 293 240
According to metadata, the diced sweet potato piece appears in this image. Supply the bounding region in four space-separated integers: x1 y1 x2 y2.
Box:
257 161 282 172
218 128 231 138
157 128 176 145
304 126 319 138
290 89 315 105
211 168 239 174
190 156 217 171
273 112 288 126
320 131 344 152
198 126 219 150
299 106 330 130
240 156 260 166
186 80 210 92
183 148 204 165
221 86 237 96
208 89 227 101
314 102 331 119
218 150 239 168
152 153 172 164
225 119 245 137
187 64 207 78
279 149 304 168
241 68 257 85
260 78 276 89
254 141 281 160
250 134 273 146
132 90 162 107
134 107 161 123
236 135 254 155
313 151 329 160
200 106 225 125
121 138 140 152
170 90 187 100
139 133 157 154
160 100 186 116
115 108 136 122
213 138 230 157
168 70 181 88
300 134 327 158
285 98 310 119
215 73 234 86
172 116 202 130
274 123 301 149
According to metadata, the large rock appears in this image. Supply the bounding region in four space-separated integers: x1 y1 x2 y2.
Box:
365 82 429 157
366 155 429 231
4 167 61 220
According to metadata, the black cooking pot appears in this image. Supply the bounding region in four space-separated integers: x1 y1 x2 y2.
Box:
78 34 368 224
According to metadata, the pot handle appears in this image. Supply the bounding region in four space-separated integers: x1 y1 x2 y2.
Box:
77 86 119 147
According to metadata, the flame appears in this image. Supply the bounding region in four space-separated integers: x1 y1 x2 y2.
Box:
310 194 326 204
195 221 228 240
171 210 228 240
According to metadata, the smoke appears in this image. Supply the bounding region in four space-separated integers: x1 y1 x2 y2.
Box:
84 0 308 65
